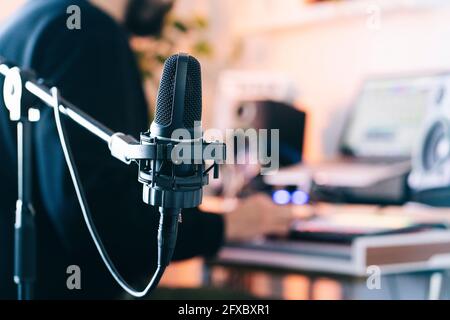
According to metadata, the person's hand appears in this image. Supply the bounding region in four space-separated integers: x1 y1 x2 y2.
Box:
223 194 294 242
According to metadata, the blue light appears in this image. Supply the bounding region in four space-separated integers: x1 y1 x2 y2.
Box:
272 190 291 205
291 190 309 205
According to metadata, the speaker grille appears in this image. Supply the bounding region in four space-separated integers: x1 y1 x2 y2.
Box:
422 121 449 171
154 55 177 126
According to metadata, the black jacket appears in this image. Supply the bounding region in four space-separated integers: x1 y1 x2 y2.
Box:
0 0 223 299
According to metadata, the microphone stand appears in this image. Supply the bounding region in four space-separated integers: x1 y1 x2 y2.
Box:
0 61 225 300
14 105 36 300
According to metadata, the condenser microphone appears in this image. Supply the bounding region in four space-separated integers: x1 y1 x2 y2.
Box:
139 53 209 210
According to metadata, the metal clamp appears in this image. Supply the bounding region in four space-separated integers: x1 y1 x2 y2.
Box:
2 66 40 122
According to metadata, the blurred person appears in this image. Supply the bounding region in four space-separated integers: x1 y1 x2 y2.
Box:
0 0 293 299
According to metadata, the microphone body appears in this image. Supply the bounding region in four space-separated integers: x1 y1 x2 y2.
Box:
139 53 208 275
139 53 207 209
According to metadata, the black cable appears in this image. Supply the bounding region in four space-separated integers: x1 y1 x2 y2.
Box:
52 88 179 298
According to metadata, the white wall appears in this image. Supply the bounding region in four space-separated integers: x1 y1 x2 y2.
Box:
0 0 25 22
214 1 450 161
4 1 450 162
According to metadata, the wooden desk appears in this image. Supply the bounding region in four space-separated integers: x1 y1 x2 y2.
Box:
160 198 450 299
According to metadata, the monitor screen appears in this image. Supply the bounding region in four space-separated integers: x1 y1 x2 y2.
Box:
341 75 442 158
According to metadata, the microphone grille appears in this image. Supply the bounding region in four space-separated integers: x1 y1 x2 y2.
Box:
154 55 178 126
154 54 202 128
183 56 202 128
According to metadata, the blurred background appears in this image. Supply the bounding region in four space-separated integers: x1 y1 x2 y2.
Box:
4 0 450 300
6 0 450 162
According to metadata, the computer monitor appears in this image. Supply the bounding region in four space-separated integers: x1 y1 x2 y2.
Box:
341 74 443 158
233 100 306 167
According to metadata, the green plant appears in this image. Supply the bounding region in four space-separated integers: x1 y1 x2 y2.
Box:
131 14 213 82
